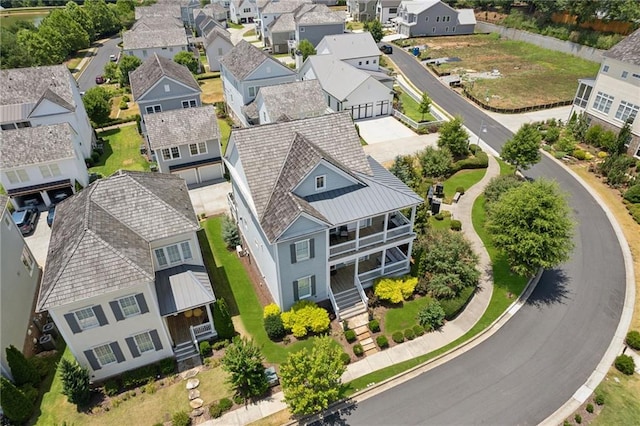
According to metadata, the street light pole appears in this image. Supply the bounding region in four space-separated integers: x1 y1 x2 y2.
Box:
475 119 487 149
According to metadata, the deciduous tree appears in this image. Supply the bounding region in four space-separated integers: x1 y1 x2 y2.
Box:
221 337 269 400
117 54 142 86
174 51 199 74
82 86 112 127
486 179 574 277
297 39 316 61
437 116 470 158
280 337 346 415
418 92 432 122
365 19 383 43
501 122 542 171
419 146 452 178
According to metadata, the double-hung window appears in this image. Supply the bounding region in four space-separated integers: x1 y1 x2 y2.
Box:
315 175 326 190
134 332 155 354
5 169 29 184
296 276 313 299
189 142 207 156
117 295 141 318
146 105 162 114
39 164 61 179
295 240 310 262
592 92 614 114
182 100 197 108
614 100 639 124
161 147 181 160
93 344 117 366
155 241 193 267
75 307 99 330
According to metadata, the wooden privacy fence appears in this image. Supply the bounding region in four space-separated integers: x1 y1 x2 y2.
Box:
463 89 573 114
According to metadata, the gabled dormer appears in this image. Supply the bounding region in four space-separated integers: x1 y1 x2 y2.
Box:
292 160 362 199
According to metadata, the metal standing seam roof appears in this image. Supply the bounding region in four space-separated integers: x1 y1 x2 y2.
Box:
457 9 476 25
603 28 640 66
123 27 189 51
155 265 216 315
37 171 199 311
130 54 201 100
318 32 380 60
257 80 328 121
145 105 219 151
0 123 77 169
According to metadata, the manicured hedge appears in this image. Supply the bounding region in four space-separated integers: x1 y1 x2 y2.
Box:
440 286 475 320
451 151 489 172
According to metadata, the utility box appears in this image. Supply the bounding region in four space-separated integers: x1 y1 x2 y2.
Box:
39 334 56 351
43 322 58 339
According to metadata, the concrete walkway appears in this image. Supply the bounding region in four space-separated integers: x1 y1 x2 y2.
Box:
203 153 502 426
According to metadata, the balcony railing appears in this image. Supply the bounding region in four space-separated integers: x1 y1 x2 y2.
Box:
358 259 411 285
328 289 339 318
329 214 413 258
354 276 368 306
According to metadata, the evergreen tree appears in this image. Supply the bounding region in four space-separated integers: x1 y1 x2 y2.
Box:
6 345 39 387
0 377 34 424
213 298 236 339
60 358 91 407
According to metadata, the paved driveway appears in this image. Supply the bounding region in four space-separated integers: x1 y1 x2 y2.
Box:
356 116 416 144
188 180 232 218
364 133 438 165
24 213 51 268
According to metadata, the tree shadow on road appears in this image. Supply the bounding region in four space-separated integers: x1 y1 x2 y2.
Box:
305 398 358 426
525 268 572 308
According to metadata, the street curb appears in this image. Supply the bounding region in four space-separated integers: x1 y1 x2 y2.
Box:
289 268 545 426
538 150 636 426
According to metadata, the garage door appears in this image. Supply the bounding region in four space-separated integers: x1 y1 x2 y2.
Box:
174 169 198 185
198 164 223 183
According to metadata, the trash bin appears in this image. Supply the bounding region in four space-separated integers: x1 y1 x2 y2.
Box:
413 47 420 56
435 183 444 197
427 186 434 205
43 322 58 339
39 334 56 351
431 199 441 214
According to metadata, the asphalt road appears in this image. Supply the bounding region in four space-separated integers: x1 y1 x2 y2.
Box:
77 35 121 93
318 47 627 425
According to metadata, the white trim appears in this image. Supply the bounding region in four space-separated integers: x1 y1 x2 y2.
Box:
74 306 99 331
315 174 326 191
117 294 141 318
294 239 310 262
296 275 312 299
93 343 117 366
133 331 155 354
291 159 360 193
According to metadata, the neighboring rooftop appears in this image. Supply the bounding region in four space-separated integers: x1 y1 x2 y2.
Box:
220 40 294 80
317 32 380 60
135 3 181 20
204 24 232 46
303 54 371 101
457 9 476 25
130 54 201 100
0 123 76 169
603 28 640 66
123 27 188 51
399 0 439 14
0 65 76 123
257 80 329 121
295 4 343 24
37 171 199 311
261 0 309 14
132 16 183 31
145 105 219 150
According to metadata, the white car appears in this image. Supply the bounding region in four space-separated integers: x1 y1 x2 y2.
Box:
109 54 117 62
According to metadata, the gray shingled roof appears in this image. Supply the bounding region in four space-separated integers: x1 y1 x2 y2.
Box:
296 4 343 24
257 80 328 121
318 32 379 60
269 12 295 33
227 112 374 241
123 27 188 51
603 28 640 66
145 105 219 150
132 16 183 31
37 171 199 311
220 40 294 80
0 194 8 217
204 24 232 46
135 4 181 20
262 0 309 14
130 54 201 100
304 54 371 101
0 123 76 169
0 65 76 122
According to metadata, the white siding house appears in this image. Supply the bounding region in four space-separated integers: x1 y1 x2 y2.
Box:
203 25 234 72
123 27 189 61
37 172 217 381
229 0 256 24
394 0 475 37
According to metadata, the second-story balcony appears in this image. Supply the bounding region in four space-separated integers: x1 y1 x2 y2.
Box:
329 208 415 258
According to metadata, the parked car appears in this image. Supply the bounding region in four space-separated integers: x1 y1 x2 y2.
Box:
379 44 393 54
47 206 56 227
109 54 117 62
51 191 69 204
11 206 39 235
95 75 105 84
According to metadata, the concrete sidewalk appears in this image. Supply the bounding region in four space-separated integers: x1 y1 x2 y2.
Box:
203 155 502 426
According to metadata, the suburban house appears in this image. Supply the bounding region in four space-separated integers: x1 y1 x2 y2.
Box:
0 123 89 209
145 105 224 185
224 113 422 319
0 195 41 380
36 171 217 381
135 3 182 21
316 32 381 71
131 15 184 32
393 0 476 37
265 3 345 53
571 28 640 158
246 80 331 124
212 0 232 9
0 65 94 159
130 54 202 134
256 0 310 50
347 0 377 22
149 0 199 26
220 40 297 126
123 26 189 61
229 0 256 24
376 0 401 23
203 24 234 72
194 5 228 34
300 50 394 120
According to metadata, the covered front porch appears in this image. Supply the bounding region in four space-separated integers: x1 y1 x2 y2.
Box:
328 244 412 320
155 264 218 361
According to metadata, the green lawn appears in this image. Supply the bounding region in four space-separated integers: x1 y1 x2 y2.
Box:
244 29 256 37
443 169 487 200
91 124 149 177
345 162 528 394
385 296 434 335
398 90 436 123
34 347 231 425
497 158 516 175
218 118 232 155
227 21 243 29
200 217 318 364
591 366 640 424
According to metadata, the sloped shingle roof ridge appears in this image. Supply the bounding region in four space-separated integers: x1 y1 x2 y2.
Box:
603 28 640 66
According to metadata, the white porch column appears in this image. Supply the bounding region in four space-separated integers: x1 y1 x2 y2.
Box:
40 191 52 207
407 240 414 271
355 220 360 250
410 205 416 228
381 248 387 275
354 256 359 283
205 303 216 334
383 212 389 242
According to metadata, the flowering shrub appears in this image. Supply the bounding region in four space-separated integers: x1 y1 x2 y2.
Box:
374 276 417 304
281 301 330 338
263 303 281 318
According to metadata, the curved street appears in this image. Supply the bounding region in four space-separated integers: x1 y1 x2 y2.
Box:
77 35 121 93
326 47 628 425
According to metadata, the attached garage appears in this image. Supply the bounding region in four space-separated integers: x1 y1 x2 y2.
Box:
198 164 223 183
173 169 198 185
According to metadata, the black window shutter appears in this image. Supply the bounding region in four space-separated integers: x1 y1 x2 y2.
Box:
93 305 108 326
136 293 149 314
150 329 163 351
311 275 316 296
111 342 125 363
125 337 140 358
309 239 315 258
290 244 297 263
109 301 124 321
64 313 82 334
84 349 101 370
293 280 299 301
